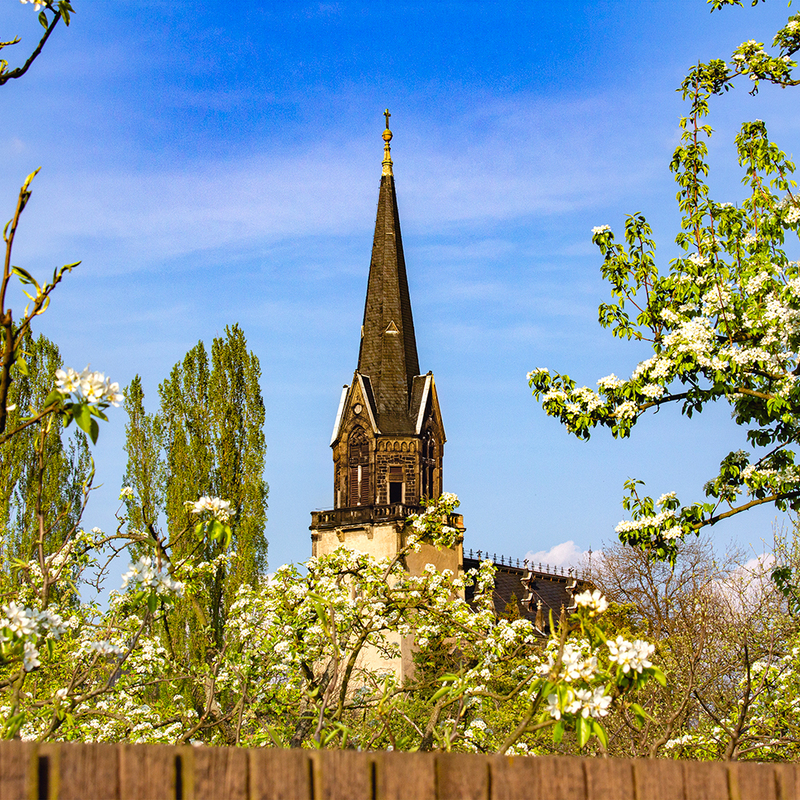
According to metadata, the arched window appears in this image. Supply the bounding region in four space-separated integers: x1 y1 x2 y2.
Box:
422 428 436 499
348 428 371 506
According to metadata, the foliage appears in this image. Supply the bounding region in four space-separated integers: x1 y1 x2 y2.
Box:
528 3 800 562
0 488 664 753
0 328 90 578
123 326 268 660
588 535 797 759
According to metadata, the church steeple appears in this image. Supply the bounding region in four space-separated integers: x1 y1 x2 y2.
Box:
357 111 420 433
313 111 450 518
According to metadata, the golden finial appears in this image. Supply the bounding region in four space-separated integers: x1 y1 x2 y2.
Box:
382 108 393 177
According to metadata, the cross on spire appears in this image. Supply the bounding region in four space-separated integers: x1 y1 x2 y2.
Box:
381 108 393 176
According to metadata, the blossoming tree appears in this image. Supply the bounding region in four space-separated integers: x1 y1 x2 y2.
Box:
0 0 669 754
529 1 800 564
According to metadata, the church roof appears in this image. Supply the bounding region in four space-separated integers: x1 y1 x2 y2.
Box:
356 114 420 434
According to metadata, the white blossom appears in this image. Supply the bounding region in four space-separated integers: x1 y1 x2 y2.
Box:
607 636 655 674
574 589 608 616
185 496 233 522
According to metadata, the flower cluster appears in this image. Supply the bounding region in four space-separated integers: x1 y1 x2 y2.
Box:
547 686 612 721
121 556 184 597
0 603 66 672
607 636 655 675
55 367 123 407
185 496 233 522
574 589 608 617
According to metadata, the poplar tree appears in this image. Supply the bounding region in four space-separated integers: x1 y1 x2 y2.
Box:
0 328 90 576
123 324 268 657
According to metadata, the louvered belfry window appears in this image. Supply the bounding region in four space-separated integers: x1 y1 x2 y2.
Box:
422 429 436 499
348 428 371 506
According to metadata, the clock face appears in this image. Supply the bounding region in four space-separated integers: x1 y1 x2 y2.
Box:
354 403 363 415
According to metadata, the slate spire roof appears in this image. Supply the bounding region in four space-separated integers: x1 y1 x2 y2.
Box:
356 112 420 432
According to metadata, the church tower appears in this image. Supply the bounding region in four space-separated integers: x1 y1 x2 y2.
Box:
310 112 464 583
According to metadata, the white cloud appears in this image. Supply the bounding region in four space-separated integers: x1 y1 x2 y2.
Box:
525 540 590 570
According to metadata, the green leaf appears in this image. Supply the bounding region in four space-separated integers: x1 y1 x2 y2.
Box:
592 720 609 749
12 266 37 286
552 720 565 744
89 417 99 444
71 402 92 435
576 715 591 748
147 592 158 613
38 10 48 29
630 702 652 726
14 356 28 376
430 684 453 702
649 666 667 686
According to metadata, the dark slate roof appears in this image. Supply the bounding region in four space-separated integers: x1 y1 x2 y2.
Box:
356 170 420 434
462 556 592 636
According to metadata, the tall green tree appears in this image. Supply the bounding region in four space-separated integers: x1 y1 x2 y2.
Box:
123 324 268 656
0 328 91 578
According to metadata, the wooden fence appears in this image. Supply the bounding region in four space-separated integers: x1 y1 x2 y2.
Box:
0 741 798 800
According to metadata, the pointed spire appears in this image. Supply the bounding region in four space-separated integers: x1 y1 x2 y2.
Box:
357 112 420 431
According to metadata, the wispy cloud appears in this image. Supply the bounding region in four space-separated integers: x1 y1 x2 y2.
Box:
3 89 672 273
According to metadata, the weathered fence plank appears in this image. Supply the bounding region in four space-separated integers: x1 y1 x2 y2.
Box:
189 744 248 800
373 751 435 800
631 758 686 800
118 744 179 800
435 752 490 800
43 743 119 800
4 740 800 800
0 740 36 800
681 760 729 800
532 756 587 800
249 748 312 800
729 761 778 800
489 754 545 800
583 758 635 800
311 750 372 800
774 762 800 800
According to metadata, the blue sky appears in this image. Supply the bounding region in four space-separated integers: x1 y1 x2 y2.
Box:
1 0 797 572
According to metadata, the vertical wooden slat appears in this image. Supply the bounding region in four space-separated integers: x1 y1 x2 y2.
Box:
374 751 435 800
119 744 179 800
631 759 685 800
189 745 247 800
534 756 587 800
435 752 489 800
773 762 800 800
0 741 36 800
311 750 372 800
729 761 777 800
681 760 729 800
46 743 119 800
249 749 312 800
488 755 544 800
583 759 635 800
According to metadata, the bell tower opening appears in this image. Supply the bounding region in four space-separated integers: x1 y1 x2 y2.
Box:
348 428 371 506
